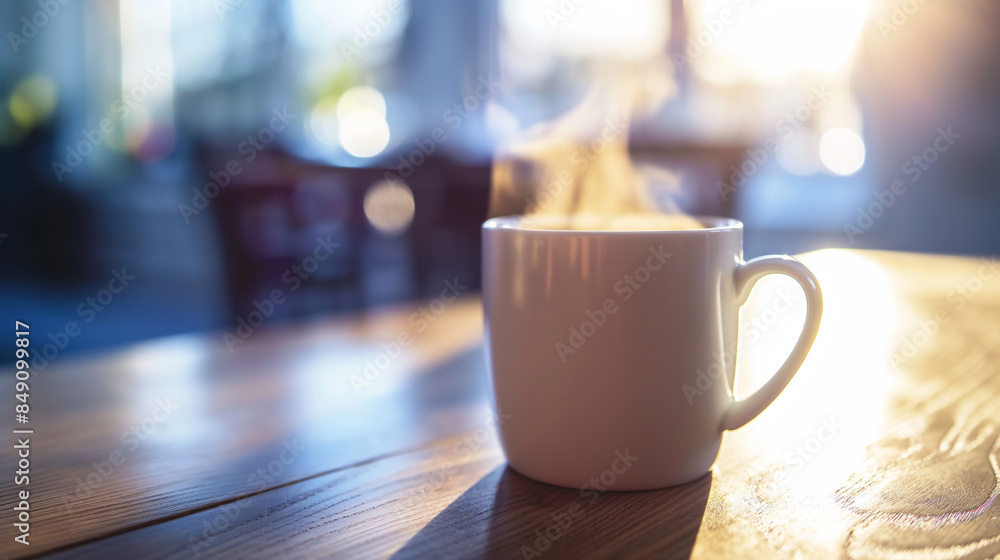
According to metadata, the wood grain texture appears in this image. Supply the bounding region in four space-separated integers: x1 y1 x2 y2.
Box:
4 250 1000 559
1 298 487 558
45 432 710 560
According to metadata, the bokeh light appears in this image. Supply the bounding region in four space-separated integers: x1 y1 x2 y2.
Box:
337 86 390 158
8 75 57 129
777 129 823 176
819 127 866 176
309 97 341 148
336 86 387 120
363 180 415 235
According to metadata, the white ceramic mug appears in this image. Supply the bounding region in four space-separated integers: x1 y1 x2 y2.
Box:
482 215 823 490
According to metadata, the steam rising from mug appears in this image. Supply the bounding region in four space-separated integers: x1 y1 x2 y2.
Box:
488 58 703 231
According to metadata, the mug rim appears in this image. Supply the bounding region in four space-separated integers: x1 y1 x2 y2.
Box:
482 215 743 234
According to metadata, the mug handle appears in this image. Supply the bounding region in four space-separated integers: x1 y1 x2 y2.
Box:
721 255 823 431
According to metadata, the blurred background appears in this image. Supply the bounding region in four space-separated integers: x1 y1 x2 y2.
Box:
1 0 998 361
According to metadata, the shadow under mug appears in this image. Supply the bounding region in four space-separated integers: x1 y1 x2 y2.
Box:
482 216 823 490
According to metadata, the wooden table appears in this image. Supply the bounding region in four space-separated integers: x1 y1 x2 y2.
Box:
3 249 1000 559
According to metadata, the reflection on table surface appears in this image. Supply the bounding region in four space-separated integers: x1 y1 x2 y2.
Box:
3 249 999 559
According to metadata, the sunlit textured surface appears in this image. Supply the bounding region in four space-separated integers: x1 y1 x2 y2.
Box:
695 249 1000 559
733 251 895 499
